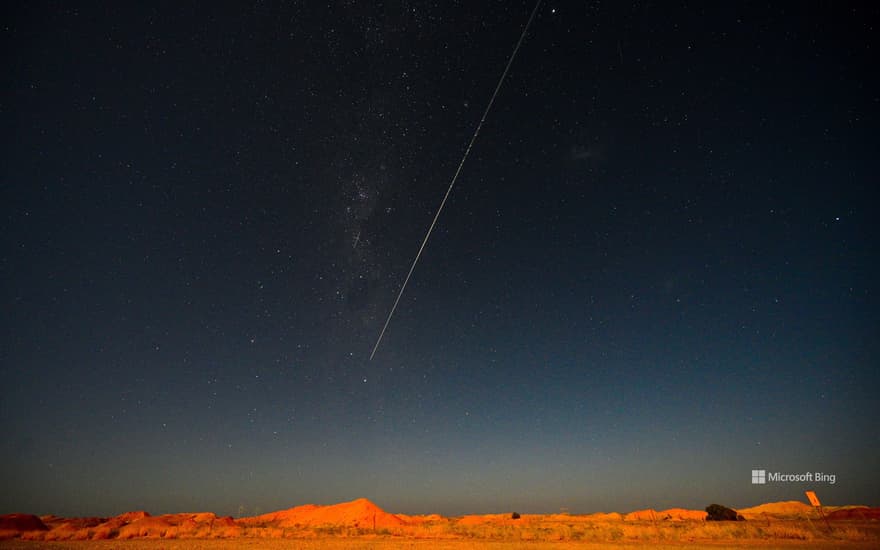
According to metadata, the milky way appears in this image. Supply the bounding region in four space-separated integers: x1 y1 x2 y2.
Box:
2 2 877 517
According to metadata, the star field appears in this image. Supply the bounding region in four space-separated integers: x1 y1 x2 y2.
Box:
2 1 878 517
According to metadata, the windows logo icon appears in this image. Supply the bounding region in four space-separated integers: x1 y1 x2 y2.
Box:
752 469 766 485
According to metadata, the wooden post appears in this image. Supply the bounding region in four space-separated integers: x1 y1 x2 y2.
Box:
805 490 831 532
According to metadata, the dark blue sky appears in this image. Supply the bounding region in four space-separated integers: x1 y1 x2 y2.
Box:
2 1 878 517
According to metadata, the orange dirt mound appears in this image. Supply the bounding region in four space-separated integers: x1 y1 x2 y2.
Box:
0 514 48 539
104 510 150 528
739 501 813 519
396 513 445 524
38 517 106 541
585 512 624 521
657 508 706 521
827 507 880 520
116 516 175 539
243 497 406 529
624 509 659 521
50 517 105 530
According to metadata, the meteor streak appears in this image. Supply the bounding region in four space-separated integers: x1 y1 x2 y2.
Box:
370 0 543 361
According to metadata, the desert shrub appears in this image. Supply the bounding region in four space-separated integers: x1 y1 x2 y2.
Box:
706 504 743 521
762 522 814 540
511 512 520 520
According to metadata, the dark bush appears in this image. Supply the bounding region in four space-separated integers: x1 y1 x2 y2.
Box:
511 512 520 520
705 503 744 521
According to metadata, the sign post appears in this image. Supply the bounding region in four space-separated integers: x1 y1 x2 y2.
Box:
805 490 831 531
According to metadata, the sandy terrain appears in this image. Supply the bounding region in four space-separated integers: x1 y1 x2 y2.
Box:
2 539 880 549
2 498 878 547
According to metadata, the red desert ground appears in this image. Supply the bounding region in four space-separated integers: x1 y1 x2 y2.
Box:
2 497 879 548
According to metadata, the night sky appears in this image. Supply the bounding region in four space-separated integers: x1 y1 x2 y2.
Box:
2 1 878 518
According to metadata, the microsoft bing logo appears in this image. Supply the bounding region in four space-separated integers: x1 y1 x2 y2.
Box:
752 469 766 484
750 468 836 485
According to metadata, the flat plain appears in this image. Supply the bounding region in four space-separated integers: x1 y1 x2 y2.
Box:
3 538 880 550
3 499 878 549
